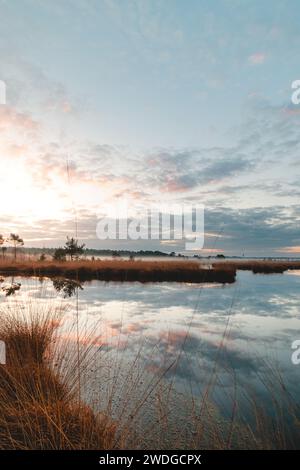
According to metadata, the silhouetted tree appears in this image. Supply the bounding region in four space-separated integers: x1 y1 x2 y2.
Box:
7 233 24 260
64 237 85 261
0 235 4 259
1 247 7 260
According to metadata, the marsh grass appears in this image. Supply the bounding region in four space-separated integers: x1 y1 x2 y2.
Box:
213 259 300 274
0 304 116 449
0 258 236 283
1 258 299 284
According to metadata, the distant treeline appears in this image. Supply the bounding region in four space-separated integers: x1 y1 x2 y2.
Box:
5 247 300 261
20 248 175 257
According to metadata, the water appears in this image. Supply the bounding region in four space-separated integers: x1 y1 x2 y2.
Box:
1 270 300 425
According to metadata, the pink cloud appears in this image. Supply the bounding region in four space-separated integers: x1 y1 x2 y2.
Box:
0 106 38 131
248 52 266 65
280 246 300 254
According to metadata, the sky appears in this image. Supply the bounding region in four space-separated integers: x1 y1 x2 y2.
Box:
0 0 300 256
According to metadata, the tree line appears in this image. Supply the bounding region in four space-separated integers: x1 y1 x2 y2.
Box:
0 234 24 260
0 234 85 261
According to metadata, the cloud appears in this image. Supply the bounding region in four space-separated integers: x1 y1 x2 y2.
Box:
280 246 300 254
248 52 266 65
1 92 300 256
0 106 38 132
0 26 299 257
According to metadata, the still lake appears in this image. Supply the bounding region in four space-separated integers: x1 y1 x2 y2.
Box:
1 269 300 430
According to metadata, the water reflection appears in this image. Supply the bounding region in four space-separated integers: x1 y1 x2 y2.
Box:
0 271 300 417
52 278 83 298
0 277 22 296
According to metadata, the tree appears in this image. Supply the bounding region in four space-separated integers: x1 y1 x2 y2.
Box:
64 237 85 261
1 247 7 260
0 235 4 259
7 233 24 260
52 278 83 298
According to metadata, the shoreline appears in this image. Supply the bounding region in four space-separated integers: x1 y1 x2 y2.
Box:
0 259 236 284
0 258 300 284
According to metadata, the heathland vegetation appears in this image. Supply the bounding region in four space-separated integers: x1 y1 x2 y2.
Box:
0 258 236 283
0 235 300 285
0 307 116 449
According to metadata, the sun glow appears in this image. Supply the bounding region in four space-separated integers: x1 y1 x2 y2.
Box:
0 156 70 222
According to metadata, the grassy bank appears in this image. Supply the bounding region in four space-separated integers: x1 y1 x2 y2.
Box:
0 258 299 285
0 259 236 284
0 307 116 450
213 259 300 274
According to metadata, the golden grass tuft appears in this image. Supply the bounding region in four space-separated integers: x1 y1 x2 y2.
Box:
0 306 116 450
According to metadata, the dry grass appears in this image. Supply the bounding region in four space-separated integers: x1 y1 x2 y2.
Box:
1 258 299 284
0 258 236 283
0 306 116 450
213 260 300 274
